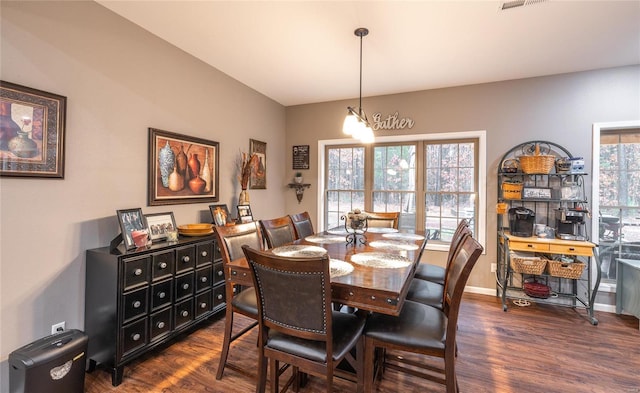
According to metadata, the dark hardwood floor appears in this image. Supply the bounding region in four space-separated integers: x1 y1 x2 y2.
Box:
84 293 640 392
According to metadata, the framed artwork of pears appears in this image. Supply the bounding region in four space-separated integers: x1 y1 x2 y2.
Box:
148 128 219 206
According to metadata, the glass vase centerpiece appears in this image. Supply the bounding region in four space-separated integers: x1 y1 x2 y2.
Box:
341 209 368 246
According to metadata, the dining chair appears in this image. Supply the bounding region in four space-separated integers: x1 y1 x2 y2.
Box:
363 235 484 393
290 211 315 239
414 219 470 285
214 222 264 380
407 225 472 308
259 215 297 248
365 212 399 229
242 245 366 393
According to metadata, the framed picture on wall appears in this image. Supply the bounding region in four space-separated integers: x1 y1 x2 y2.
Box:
148 128 220 206
249 139 266 189
0 81 67 178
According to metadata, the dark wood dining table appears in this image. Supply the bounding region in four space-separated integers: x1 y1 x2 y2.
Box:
225 228 427 316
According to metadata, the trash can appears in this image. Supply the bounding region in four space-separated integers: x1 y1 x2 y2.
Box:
9 329 88 393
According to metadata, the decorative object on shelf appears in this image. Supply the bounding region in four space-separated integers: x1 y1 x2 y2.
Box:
237 204 253 223
518 142 555 174
547 259 586 279
288 182 311 203
177 223 214 236
523 187 552 199
249 139 266 189
502 181 523 199
294 172 303 183
237 151 259 205
148 128 219 206
144 211 177 241
501 158 520 173
116 208 147 250
1 80 66 178
209 204 233 226
341 209 368 246
523 279 551 299
342 28 374 143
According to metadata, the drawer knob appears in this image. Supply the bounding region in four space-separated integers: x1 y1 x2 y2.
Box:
217 270 223 276
133 300 142 308
371 295 376 300
182 283 190 290
527 244 534 248
159 262 167 269
231 271 237 276
182 256 190 263
217 294 223 300
201 277 208 283
181 310 189 317
132 333 141 341
569 247 575 251
158 292 166 299
134 268 143 276
157 321 165 329
201 251 208 257
200 302 207 309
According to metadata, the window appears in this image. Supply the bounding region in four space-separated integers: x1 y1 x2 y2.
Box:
320 131 486 251
594 125 640 283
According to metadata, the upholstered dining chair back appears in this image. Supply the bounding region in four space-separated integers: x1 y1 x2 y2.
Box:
259 215 297 249
443 234 483 320
365 211 399 229
290 211 315 239
242 245 366 393
216 222 264 263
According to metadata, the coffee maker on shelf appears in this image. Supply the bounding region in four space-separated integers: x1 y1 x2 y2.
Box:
508 207 535 237
555 208 587 241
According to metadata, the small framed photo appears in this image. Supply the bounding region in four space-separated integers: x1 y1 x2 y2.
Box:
237 204 253 223
144 212 177 241
116 208 147 250
209 204 232 226
523 187 552 199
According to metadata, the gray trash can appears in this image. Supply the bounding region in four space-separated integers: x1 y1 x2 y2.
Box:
9 329 88 393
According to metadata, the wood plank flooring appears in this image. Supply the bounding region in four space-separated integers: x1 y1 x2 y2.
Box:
84 293 640 393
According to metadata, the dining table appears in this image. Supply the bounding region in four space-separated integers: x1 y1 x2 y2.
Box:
225 227 427 316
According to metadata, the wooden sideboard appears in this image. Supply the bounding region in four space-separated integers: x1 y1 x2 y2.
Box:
85 235 225 386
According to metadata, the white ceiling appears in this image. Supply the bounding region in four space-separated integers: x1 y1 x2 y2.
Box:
96 1 640 107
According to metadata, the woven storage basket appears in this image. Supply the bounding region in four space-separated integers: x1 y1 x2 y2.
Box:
547 260 585 279
518 144 555 174
502 182 523 199
510 253 547 275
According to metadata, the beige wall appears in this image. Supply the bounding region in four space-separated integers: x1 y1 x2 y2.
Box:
0 0 286 381
285 66 640 290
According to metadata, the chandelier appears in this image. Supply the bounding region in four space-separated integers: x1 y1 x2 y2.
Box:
342 27 374 143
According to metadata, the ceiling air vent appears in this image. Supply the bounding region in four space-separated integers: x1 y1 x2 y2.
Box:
500 0 547 11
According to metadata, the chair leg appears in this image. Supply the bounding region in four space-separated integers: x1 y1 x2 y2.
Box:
445 351 457 393
256 348 267 393
270 358 279 393
216 304 235 380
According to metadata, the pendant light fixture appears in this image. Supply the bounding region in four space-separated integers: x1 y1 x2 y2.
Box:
343 27 374 143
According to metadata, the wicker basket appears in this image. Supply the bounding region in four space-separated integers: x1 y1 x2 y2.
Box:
518 144 555 174
510 253 547 275
502 182 523 199
547 260 585 279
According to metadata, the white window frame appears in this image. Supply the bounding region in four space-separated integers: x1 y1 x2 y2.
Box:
318 130 487 252
591 120 640 294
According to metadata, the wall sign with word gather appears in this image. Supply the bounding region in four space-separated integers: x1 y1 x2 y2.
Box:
372 112 415 131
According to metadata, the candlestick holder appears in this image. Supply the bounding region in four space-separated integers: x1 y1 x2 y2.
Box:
341 214 368 246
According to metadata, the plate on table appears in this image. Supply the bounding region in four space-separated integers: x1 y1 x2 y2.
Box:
305 234 346 244
271 245 328 258
369 240 420 251
327 228 349 235
349 252 412 268
366 227 399 234
382 232 425 241
329 259 354 278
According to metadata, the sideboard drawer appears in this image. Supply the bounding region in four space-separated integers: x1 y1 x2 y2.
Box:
509 241 549 253
123 256 150 290
150 308 172 342
151 279 172 311
174 298 194 329
176 246 196 274
122 287 148 323
196 242 214 266
196 265 213 292
195 290 212 318
152 251 175 281
549 243 593 256
120 318 147 360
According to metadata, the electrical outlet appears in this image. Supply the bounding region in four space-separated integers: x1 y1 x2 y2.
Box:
51 321 65 334
490 263 497 273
